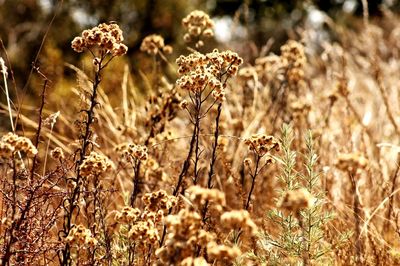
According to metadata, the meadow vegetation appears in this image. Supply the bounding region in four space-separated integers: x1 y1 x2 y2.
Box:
1 4 400 266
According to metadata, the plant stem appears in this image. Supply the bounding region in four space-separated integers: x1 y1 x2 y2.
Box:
245 154 261 210
60 63 102 266
201 103 222 223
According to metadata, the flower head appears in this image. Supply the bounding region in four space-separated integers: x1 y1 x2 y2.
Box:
71 23 128 56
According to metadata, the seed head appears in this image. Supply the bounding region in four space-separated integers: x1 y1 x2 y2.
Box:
71 23 128 56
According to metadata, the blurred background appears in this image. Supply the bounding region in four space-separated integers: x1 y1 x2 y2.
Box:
0 0 399 128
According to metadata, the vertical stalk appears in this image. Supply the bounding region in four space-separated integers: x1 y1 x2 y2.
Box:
201 103 222 222
60 62 102 266
349 172 362 264
245 154 261 210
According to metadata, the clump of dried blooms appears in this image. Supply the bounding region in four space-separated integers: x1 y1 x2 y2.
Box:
176 49 243 101
79 151 113 178
71 22 128 56
255 54 283 74
335 152 369 173
156 209 214 263
280 40 306 85
1 132 37 158
244 134 280 157
142 189 177 212
279 188 315 214
115 206 141 224
50 147 65 160
115 143 148 162
115 206 164 247
128 218 160 246
220 210 257 235
140 34 173 55
206 241 242 261
182 10 214 48
65 224 98 247
187 185 226 211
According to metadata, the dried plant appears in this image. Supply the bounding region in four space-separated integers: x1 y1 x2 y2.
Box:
2 6 400 266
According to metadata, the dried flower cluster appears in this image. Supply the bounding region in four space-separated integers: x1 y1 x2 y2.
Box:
176 49 243 101
335 152 369 173
255 54 283 74
0 132 37 158
244 134 280 156
279 188 315 214
182 10 214 48
79 151 113 178
140 34 173 55
115 206 141 224
206 241 242 261
142 189 177 212
71 23 128 56
65 224 98 247
280 40 306 86
187 185 225 211
220 210 257 235
156 209 213 263
128 216 160 246
115 143 148 162
115 206 162 246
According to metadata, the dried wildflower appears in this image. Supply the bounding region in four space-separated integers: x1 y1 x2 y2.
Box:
244 134 280 157
142 190 177 212
115 206 141 224
116 206 163 247
128 219 160 245
65 224 98 247
1 132 37 157
279 188 315 213
335 152 368 173
182 10 214 43
79 151 113 178
156 209 206 263
207 241 241 261
280 40 307 85
220 210 257 235
187 185 226 211
50 147 65 160
71 22 128 56
140 34 172 55
281 40 306 68
176 49 243 102
115 142 148 162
